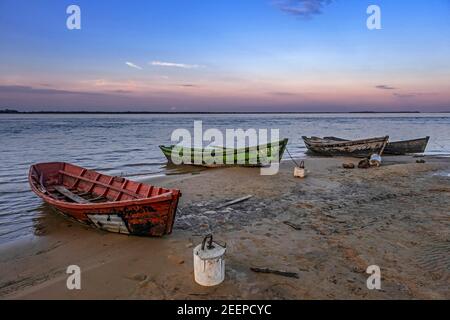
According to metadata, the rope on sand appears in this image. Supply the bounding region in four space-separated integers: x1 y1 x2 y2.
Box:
285 147 302 168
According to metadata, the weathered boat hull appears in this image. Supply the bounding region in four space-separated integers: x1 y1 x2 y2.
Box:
302 136 389 158
29 162 181 237
384 137 430 155
159 139 289 167
323 136 430 155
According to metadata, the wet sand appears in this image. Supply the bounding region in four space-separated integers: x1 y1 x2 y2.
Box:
1 156 449 299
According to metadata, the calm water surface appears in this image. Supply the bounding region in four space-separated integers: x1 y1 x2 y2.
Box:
1 113 450 245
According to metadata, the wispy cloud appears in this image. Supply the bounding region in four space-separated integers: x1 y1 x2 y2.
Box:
393 92 439 99
376 85 440 98
269 91 300 96
376 85 396 90
109 89 134 94
274 0 334 18
0 85 135 96
0 85 100 95
125 61 143 70
150 61 201 69
178 84 199 88
393 93 415 98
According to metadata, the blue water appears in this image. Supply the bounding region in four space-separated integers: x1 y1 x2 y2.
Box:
1 113 449 245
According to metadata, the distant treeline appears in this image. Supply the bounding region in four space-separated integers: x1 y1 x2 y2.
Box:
0 109 430 115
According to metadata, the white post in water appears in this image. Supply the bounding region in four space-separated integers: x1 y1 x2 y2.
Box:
193 235 226 286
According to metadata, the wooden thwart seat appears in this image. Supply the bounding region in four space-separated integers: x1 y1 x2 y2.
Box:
54 186 90 204
59 170 142 199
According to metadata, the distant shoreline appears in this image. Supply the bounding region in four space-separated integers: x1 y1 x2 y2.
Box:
1 110 448 115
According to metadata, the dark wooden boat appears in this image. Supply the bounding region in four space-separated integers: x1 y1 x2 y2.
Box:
323 136 430 155
159 139 289 167
384 137 430 155
302 136 389 157
29 162 181 237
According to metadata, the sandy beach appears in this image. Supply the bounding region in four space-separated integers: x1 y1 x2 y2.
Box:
0 156 449 300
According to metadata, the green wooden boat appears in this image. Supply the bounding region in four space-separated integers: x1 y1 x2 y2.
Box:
159 139 289 167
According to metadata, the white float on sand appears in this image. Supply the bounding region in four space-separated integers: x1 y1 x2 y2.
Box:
294 161 306 178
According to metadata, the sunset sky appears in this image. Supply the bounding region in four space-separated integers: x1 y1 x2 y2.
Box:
0 0 449 112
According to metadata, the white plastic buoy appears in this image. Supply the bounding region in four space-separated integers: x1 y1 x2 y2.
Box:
294 161 306 178
370 154 382 167
193 234 226 286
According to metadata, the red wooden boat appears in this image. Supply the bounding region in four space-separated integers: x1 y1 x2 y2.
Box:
29 162 181 237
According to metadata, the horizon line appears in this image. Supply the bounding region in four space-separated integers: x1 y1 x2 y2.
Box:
2 109 450 115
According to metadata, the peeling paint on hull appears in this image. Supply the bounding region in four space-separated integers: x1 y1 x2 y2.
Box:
384 137 430 155
302 136 389 158
88 214 130 234
159 139 289 167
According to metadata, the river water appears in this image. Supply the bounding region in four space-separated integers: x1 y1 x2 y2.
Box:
1 113 449 245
